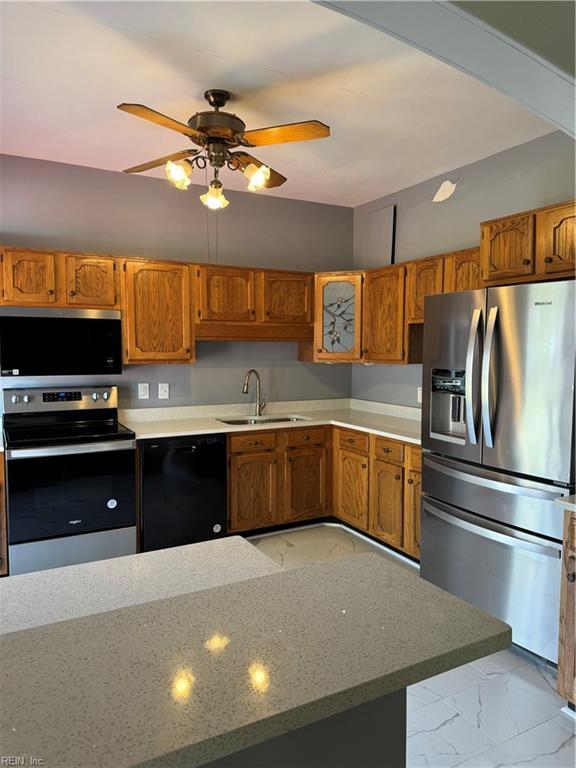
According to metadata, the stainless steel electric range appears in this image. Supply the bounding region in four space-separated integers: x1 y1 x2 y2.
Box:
3 386 137 575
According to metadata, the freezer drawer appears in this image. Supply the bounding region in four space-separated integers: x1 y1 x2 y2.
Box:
420 496 561 662
422 453 570 540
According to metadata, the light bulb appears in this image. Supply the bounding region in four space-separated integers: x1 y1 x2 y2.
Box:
165 160 192 190
200 181 229 210
243 163 271 192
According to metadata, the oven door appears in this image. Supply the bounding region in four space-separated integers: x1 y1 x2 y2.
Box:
6 441 136 543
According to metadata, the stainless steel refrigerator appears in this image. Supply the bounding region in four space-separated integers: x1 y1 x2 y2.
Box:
420 280 574 663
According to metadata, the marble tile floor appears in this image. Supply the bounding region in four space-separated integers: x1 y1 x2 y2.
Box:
250 524 575 767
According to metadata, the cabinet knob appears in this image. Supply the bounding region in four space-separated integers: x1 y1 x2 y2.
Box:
544 256 553 263
363 348 368 354
407 478 414 485
395 474 401 480
522 259 531 265
362 463 367 469
348 438 354 443
568 572 575 583
382 448 391 453
69 290 76 296
316 349 323 354
305 435 310 441
47 289 55 295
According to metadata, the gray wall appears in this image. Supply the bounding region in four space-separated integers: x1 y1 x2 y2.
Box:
0 154 353 408
352 131 576 406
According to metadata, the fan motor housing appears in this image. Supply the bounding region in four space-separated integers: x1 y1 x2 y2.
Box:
188 111 246 141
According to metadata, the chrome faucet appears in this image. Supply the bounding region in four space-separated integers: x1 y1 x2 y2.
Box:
242 369 266 418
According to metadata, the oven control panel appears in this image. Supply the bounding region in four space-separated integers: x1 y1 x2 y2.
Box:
2 386 118 414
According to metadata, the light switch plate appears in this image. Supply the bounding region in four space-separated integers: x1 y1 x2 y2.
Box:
417 387 422 404
158 383 170 400
138 383 149 400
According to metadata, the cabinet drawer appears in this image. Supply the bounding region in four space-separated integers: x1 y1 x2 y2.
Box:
230 431 277 454
374 437 404 465
338 430 369 454
406 445 422 471
285 427 326 449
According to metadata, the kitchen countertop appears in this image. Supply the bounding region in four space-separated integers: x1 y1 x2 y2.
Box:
0 551 509 768
0 537 280 634
121 407 422 445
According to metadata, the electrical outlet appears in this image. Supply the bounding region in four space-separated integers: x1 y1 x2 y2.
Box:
138 383 149 400
417 387 422 404
158 383 170 400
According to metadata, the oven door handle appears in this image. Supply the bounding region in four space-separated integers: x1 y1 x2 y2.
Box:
7 440 136 459
422 498 561 559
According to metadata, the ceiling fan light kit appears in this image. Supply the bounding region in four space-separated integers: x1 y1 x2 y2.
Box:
118 89 330 210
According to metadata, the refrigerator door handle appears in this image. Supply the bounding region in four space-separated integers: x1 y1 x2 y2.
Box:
481 305 498 448
422 498 561 559
423 454 564 501
465 308 482 445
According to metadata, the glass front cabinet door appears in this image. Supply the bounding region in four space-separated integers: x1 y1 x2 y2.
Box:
314 273 363 361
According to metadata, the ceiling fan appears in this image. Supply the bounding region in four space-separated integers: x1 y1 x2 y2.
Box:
118 89 330 210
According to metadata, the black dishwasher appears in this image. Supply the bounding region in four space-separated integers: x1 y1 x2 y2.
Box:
140 435 227 552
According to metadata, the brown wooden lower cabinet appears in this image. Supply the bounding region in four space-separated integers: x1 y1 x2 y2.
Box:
0 453 6 577
334 443 369 530
369 459 404 548
285 444 327 522
228 427 327 532
403 468 422 559
558 507 575 704
227 425 422 561
229 449 279 532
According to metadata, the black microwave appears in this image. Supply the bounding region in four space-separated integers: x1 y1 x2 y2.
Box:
0 308 123 377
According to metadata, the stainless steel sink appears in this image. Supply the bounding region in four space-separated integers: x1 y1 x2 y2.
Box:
218 416 306 425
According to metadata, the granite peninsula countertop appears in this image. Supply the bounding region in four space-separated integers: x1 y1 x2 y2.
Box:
0 537 280 634
120 404 422 445
0 550 510 768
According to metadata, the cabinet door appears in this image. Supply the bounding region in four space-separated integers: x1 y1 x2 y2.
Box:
363 265 405 362
198 266 255 322
403 469 422 559
405 257 444 323
442 248 481 293
2 250 57 304
314 273 363 361
285 445 326 521
66 255 117 307
229 451 278 532
558 509 576 703
369 460 403 548
260 271 313 323
334 448 369 529
536 203 575 276
480 214 535 281
123 261 192 363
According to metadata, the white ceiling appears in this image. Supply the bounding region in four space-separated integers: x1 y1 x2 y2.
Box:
0 1 554 206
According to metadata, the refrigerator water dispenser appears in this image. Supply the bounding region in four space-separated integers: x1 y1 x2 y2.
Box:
429 369 466 443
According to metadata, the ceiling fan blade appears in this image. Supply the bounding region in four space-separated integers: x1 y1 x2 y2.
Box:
233 152 287 188
239 120 330 147
117 103 202 139
123 149 198 174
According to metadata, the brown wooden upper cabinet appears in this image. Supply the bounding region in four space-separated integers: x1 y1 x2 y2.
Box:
258 271 312 324
405 256 444 323
300 272 363 362
2 249 57 305
362 265 405 363
196 265 255 322
65 254 117 307
535 202 575 277
122 260 193 364
480 213 535 282
442 247 481 293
